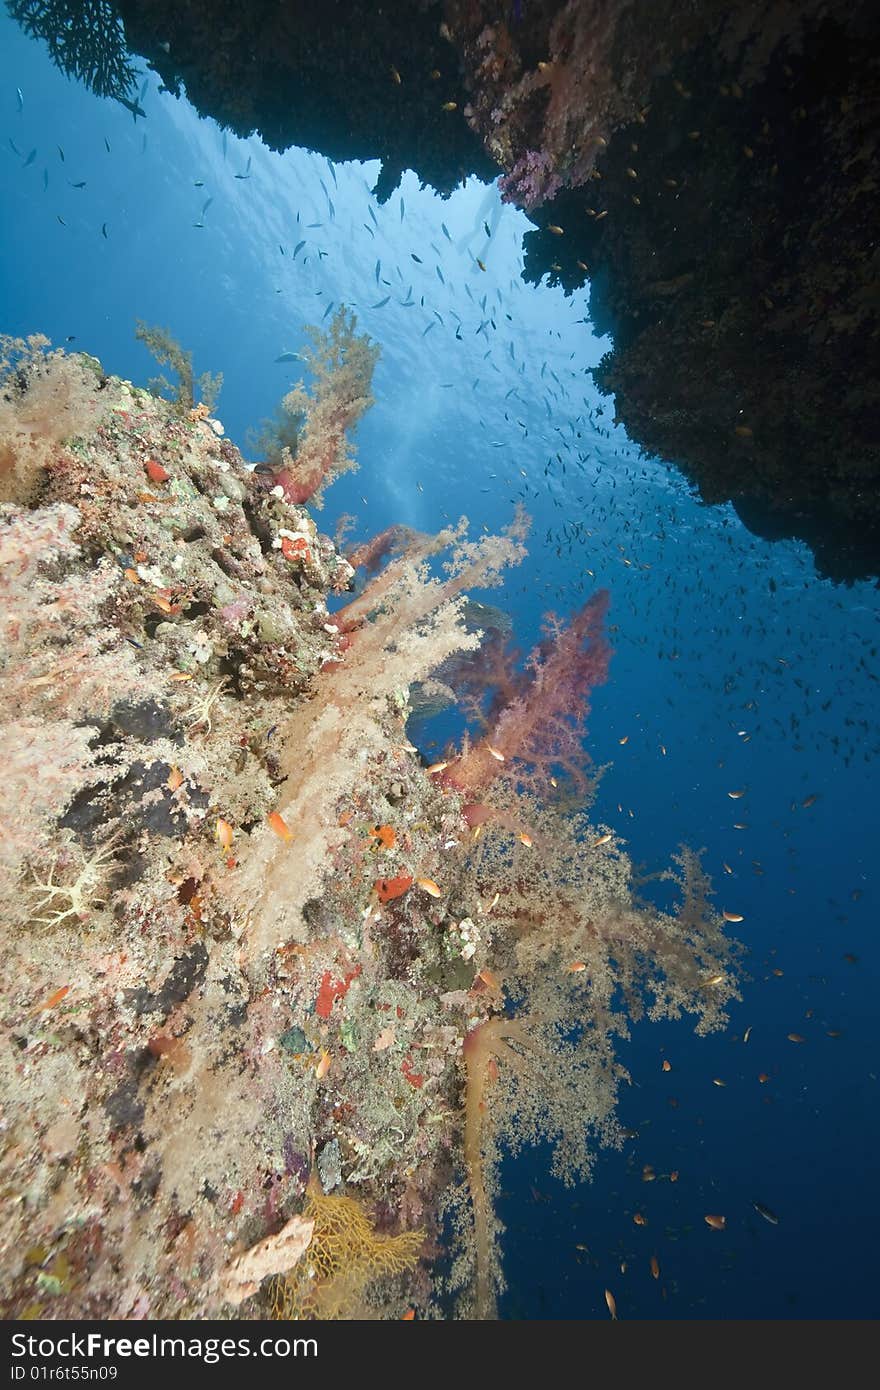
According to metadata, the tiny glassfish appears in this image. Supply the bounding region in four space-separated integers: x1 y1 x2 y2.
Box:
752 1200 779 1225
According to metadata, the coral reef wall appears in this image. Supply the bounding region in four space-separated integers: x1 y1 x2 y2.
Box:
0 333 742 1319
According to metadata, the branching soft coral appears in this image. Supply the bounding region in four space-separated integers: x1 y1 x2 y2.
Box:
234 514 528 965
346 523 428 576
456 801 742 1316
0 504 141 905
0 335 107 504
134 321 223 415
271 307 379 507
445 588 611 802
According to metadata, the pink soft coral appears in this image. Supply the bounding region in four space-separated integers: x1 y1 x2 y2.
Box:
499 150 562 210
270 307 379 507
445 589 611 800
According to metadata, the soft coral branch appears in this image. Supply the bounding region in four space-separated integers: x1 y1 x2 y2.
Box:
270 307 379 507
446 588 611 800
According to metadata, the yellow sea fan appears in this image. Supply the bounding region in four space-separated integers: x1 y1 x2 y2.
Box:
271 1182 424 1320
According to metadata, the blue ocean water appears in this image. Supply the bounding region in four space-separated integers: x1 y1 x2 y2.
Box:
1 12 877 1319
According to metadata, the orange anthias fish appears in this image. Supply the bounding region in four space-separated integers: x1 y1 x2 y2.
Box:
268 811 293 841
32 985 70 1013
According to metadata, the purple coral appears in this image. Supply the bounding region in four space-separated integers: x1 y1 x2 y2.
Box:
499 150 562 211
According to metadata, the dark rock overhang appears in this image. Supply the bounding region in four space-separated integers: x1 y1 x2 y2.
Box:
12 0 880 581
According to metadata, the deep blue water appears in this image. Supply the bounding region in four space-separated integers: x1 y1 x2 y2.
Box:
1 12 877 1319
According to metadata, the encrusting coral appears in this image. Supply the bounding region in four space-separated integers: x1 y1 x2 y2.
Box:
0 316 742 1321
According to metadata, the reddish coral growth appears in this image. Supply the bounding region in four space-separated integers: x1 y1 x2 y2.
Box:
281 535 311 563
144 459 170 484
368 824 397 850
375 873 413 904
269 307 379 506
446 1 640 209
346 524 426 576
401 1056 424 1088
314 966 361 1019
446 589 612 799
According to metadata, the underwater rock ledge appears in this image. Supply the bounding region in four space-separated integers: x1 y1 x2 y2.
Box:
84 0 880 579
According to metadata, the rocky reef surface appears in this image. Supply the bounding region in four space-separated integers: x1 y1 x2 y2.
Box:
0 331 742 1318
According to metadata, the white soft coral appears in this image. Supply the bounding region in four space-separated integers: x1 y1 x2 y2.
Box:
29 833 119 926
